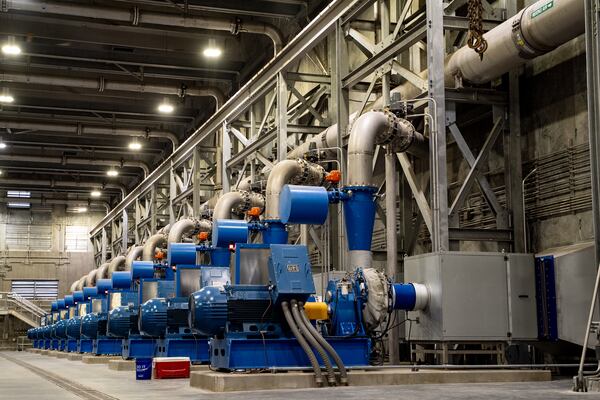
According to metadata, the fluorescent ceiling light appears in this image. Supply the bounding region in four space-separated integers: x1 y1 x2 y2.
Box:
7 191 30 198
203 38 222 58
76 207 87 213
0 94 13 103
106 169 119 177
8 202 30 209
2 37 21 56
128 141 142 150
0 142 7 149
157 101 174 114
90 190 101 198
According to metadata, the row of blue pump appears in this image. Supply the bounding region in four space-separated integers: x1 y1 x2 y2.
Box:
27 183 427 379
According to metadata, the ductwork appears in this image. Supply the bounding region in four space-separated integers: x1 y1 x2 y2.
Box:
0 119 179 149
213 190 265 220
85 268 99 287
447 0 585 84
7 0 284 53
265 159 325 220
347 111 422 187
0 197 110 213
69 278 82 293
0 178 127 199
0 72 225 109
0 153 150 177
107 255 127 276
95 263 110 281
142 232 167 261
125 245 144 270
75 276 87 291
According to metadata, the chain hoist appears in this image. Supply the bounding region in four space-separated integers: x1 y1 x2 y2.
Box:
467 0 488 60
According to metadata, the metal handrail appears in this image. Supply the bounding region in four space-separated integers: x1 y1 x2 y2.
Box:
0 292 45 327
5 293 46 316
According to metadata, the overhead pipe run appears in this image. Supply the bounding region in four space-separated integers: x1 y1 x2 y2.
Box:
6 0 284 53
0 178 126 198
447 0 585 84
0 153 150 177
0 119 179 150
0 72 225 110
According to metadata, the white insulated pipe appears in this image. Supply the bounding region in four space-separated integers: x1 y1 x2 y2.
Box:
264 159 325 220
166 218 212 243
125 245 144 270
7 0 284 52
107 255 127 276
447 0 585 84
0 178 126 198
0 119 179 149
142 232 167 261
213 190 265 220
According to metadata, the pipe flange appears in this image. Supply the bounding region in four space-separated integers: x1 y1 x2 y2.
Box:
375 111 400 145
233 190 252 213
390 119 416 153
511 8 551 60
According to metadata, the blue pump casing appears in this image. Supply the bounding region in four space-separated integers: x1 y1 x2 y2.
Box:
279 184 329 225
132 261 155 280
112 271 133 289
73 291 85 303
213 219 248 248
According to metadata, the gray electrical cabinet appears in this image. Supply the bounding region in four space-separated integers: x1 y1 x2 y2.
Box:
404 252 537 342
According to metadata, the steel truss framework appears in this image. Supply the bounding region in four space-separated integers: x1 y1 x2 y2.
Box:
90 0 526 271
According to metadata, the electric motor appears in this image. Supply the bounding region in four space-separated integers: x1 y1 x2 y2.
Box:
66 316 82 339
138 298 168 337
189 286 227 336
80 313 99 339
53 319 68 339
107 305 137 338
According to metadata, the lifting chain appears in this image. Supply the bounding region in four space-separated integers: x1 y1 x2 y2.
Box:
467 0 488 60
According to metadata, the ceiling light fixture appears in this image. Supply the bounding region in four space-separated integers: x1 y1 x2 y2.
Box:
157 98 174 114
90 190 101 198
106 169 119 177
76 207 88 213
1 37 21 56
128 140 142 151
203 38 222 58
0 88 14 103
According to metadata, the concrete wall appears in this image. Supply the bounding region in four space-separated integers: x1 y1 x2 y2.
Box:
0 205 104 298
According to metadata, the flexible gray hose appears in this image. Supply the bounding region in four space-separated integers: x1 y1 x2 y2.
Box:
291 300 336 386
298 301 348 385
281 301 323 386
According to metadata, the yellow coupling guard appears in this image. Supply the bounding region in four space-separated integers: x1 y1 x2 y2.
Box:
304 302 328 320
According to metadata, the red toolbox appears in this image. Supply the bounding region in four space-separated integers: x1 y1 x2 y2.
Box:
152 357 191 379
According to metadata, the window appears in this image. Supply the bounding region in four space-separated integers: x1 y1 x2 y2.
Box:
6 223 52 251
65 225 89 252
11 280 58 299
7 191 31 198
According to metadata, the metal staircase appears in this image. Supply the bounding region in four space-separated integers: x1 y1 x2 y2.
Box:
0 292 46 328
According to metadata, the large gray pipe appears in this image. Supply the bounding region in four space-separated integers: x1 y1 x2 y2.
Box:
95 263 110 282
347 111 422 187
0 153 150 177
75 276 87 291
107 256 127 276
447 0 585 84
125 245 144 270
264 159 325 220
166 218 210 243
142 233 167 261
7 0 283 52
213 190 265 220
0 119 179 149
0 72 225 109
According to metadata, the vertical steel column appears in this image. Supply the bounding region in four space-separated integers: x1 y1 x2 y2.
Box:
134 198 141 244
332 22 350 270
169 161 176 225
586 0 600 266
101 227 107 264
277 73 288 161
222 122 231 193
426 0 449 252
192 148 201 214
121 209 128 253
506 0 525 253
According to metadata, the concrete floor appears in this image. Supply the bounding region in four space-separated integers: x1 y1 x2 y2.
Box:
1 351 598 400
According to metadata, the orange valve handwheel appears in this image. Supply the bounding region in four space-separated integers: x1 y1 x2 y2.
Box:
197 232 209 241
325 170 341 183
247 206 262 218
